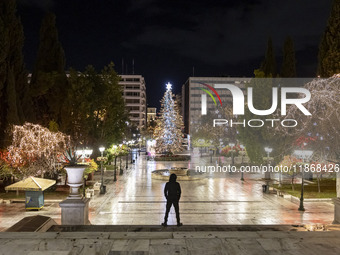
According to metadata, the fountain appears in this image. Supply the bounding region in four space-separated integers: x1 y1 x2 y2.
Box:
151 167 204 181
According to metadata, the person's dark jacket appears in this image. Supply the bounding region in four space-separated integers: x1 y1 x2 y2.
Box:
164 174 181 201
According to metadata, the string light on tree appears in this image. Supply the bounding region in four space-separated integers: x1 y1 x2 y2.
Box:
277 74 340 161
153 82 184 154
6 122 69 178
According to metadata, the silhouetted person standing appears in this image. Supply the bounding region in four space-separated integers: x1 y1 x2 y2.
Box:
162 173 182 226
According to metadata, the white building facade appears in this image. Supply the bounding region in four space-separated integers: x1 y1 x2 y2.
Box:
147 107 157 123
119 75 147 130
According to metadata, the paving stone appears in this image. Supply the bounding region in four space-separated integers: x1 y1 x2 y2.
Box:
123 232 172 239
185 238 223 251
27 252 71 255
149 243 187 255
0 239 41 254
56 232 110 239
37 238 76 251
256 238 304 251
150 239 186 246
257 231 294 239
173 232 219 239
110 239 149 252
221 238 266 255
108 252 148 255
265 250 314 255
187 249 225 255
76 241 112 255
0 232 58 239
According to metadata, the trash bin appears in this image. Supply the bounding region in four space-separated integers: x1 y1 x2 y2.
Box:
101 185 106 193
25 191 44 210
262 184 268 193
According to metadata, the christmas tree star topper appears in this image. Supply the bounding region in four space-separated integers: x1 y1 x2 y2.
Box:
166 82 172 91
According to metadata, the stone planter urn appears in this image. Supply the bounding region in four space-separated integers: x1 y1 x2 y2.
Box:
65 165 86 199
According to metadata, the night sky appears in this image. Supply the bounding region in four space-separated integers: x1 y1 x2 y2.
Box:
16 0 332 108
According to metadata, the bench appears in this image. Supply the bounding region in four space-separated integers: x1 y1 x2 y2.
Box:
277 190 284 197
85 188 95 198
93 182 101 191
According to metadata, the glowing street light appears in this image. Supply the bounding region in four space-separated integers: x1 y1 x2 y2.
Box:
99 147 105 194
229 143 235 166
293 149 313 211
264 147 273 158
240 145 245 181
263 147 273 193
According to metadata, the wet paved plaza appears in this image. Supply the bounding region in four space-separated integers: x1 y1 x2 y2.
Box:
0 154 334 231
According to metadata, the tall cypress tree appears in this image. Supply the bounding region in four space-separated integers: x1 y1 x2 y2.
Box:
6 68 20 125
260 37 277 77
280 36 297 77
30 12 67 126
0 0 29 147
317 0 340 77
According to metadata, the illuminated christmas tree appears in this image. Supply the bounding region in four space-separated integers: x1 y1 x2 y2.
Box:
154 82 183 154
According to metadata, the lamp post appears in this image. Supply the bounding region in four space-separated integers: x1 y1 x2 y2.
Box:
99 147 106 194
113 145 118 182
264 147 273 193
229 143 235 166
119 144 123 175
293 149 313 211
138 138 142 155
264 147 273 180
130 141 133 163
126 149 129 170
240 145 245 181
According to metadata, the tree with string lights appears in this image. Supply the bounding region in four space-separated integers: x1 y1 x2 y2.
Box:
278 75 340 160
153 82 184 154
4 122 69 179
276 75 340 196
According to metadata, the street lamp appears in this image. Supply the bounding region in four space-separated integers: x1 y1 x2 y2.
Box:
125 146 129 170
293 149 313 211
138 138 142 155
119 144 123 175
240 145 245 181
229 143 235 166
264 147 272 180
129 141 134 163
263 147 273 194
113 145 118 182
99 147 105 194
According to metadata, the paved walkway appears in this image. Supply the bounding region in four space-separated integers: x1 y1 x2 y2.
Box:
0 154 335 231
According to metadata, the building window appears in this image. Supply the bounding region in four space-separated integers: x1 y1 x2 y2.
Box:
126 92 140 96
126 99 140 104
